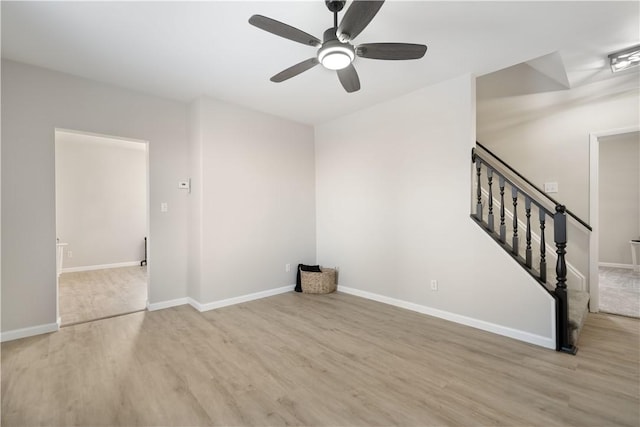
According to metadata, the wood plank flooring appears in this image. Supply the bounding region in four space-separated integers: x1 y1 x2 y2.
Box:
58 266 147 326
2 291 639 426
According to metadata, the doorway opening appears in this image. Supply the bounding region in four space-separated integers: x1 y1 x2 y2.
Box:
589 127 640 318
55 129 149 326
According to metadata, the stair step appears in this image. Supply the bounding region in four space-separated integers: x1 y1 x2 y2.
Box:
568 289 590 346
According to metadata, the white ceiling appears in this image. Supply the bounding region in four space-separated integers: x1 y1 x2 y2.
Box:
2 1 638 125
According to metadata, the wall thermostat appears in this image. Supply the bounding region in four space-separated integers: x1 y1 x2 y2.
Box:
178 179 191 193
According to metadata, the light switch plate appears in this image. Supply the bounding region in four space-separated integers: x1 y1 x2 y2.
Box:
544 182 558 193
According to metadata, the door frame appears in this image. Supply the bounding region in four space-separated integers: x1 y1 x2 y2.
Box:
54 128 151 325
588 125 640 312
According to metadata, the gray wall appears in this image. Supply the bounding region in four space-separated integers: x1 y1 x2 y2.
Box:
189 97 316 304
477 72 639 221
55 131 147 269
1 59 190 332
477 70 640 290
2 59 556 347
599 132 640 265
2 59 317 335
315 75 555 344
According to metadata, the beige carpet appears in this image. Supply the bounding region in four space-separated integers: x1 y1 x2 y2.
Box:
59 266 147 326
599 266 640 318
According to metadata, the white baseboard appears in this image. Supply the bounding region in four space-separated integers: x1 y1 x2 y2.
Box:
1 322 59 343
599 262 634 270
188 285 295 312
147 285 296 313
338 285 556 350
147 297 189 311
62 261 142 273
3 285 294 342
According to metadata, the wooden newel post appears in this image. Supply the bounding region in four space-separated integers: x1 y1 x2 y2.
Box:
511 187 519 256
476 160 483 221
539 209 547 283
525 197 532 268
554 205 575 354
499 177 506 242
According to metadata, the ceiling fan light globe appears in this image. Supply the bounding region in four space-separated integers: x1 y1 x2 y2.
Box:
318 44 355 70
321 52 352 70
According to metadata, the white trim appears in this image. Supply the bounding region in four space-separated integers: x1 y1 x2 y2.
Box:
146 285 296 313
188 285 295 312
144 141 151 310
589 132 600 312
338 285 556 350
55 128 148 145
61 261 142 273
589 125 640 313
599 262 635 270
147 297 189 311
1 322 59 343
54 129 151 324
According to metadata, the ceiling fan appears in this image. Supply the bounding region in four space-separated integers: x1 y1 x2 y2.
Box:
248 0 427 93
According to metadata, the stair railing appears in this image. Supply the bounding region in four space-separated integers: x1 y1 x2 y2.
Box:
471 143 590 354
475 142 592 232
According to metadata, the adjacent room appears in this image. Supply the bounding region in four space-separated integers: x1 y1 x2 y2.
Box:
597 131 640 318
1 1 639 426
55 130 149 326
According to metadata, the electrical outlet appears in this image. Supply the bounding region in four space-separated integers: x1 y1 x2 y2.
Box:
430 279 438 291
285 263 291 272
68 250 73 258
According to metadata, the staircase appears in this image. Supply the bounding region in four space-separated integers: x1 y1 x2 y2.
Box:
568 289 590 348
472 143 592 354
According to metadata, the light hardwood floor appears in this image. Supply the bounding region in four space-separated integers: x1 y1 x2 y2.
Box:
58 266 148 326
2 292 639 426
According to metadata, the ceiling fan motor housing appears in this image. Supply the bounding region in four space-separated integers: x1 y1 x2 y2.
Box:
323 27 342 44
318 27 355 70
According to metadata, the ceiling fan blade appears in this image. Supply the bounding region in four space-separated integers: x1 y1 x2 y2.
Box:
337 64 361 93
357 43 427 60
270 58 319 83
249 15 321 48
337 0 385 42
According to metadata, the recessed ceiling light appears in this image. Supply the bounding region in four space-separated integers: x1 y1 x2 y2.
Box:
608 45 640 73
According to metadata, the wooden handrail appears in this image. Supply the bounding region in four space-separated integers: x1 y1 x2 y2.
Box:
475 142 592 232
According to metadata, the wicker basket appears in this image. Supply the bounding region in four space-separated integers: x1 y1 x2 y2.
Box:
301 268 337 294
